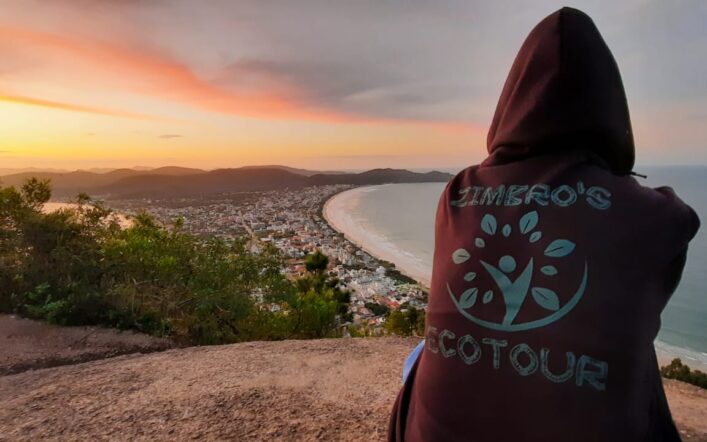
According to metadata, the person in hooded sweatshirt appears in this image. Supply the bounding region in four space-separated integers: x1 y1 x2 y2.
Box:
388 7 700 442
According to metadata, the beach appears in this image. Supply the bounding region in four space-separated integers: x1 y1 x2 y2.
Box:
323 185 433 287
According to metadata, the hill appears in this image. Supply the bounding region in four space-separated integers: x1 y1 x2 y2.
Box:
0 333 704 441
0 166 452 199
97 168 453 199
0 167 72 176
0 167 204 198
309 168 453 186
239 165 346 177
96 168 313 199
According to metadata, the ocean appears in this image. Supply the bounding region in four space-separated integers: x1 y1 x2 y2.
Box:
325 166 707 369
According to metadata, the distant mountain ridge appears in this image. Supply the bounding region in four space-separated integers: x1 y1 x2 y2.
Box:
237 165 346 177
0 167 204 198
0 166 453 199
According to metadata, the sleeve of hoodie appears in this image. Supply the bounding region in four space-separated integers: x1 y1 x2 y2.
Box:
654 186 701 295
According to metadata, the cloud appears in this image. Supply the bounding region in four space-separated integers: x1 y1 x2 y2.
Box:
218 59 406 119
212 58 482 131
0 150 12 154
0 92 158 120
0 26 342 122
159 134 182 139
0 25 479 131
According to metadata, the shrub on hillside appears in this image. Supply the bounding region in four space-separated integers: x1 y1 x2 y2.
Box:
660 358 707 389
385 306 425 336
0 179 348 344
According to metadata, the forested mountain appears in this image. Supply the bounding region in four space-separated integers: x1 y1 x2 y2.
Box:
0 166 453 199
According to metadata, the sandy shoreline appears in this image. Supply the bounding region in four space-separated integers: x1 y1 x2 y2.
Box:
323 186 432 288
322 185 707 371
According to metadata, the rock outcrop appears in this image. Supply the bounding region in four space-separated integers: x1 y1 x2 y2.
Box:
0 323 704 441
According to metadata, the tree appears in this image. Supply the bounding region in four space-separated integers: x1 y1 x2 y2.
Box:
385 310 411 335
288 286 338 338
412 307 426 336
304 249 329 273
20 178 51 210
0 179 356 345
385 306 425 336
290 251 351 336
0 184 30 310
0 179 297 343
661 358 707 389
365 302 389 316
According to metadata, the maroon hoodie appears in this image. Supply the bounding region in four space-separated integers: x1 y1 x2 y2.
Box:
389 7 700 442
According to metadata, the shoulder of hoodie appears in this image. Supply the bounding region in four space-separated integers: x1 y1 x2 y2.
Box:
587 163 701 244
440 164 481 197
444 160 700 243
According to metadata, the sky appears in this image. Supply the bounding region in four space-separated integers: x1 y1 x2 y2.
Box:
1 0 706 171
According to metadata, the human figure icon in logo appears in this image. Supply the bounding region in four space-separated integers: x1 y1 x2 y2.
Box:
448 211 586 331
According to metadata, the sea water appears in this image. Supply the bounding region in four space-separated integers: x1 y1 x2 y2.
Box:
342 166 707 368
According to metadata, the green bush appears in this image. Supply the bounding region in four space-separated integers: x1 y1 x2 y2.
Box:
384 306 425 336
365 302 389 316
290 268 352 337
660 358 707 389
0 179 349 345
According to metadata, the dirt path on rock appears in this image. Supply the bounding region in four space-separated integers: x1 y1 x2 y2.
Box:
0 336 705 441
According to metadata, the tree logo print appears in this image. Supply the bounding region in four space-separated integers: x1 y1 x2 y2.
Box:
447 211 588 332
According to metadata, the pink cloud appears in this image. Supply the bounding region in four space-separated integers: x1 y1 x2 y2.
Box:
0 25 484 133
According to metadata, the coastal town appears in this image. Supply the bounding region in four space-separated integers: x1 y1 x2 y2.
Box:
114 185 429 331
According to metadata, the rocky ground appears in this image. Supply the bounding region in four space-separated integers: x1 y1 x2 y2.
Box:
0 317 704 441
0 315 172 376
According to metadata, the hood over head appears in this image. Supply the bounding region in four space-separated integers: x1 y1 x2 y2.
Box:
486 7 635 174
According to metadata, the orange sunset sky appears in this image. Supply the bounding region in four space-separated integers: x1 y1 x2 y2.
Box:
1 1 706 171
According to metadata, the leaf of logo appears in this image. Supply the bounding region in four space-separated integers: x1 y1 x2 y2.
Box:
481 214 497 235
519 211 538 234
453 248 471 264
531 287 560 311
544 239 575 257
459 288 479 309
541 265 558 276
464 272 477 281
502 224 511 237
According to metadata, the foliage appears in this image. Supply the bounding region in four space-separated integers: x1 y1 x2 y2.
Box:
0 179 349 345
385 306 425 336
660 358 707 389
290 265 352 337
365 302 389 316
348 324 384 337
304 249 329 273
378 260 418 285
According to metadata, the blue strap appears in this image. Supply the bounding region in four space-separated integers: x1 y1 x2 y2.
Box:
403 340 426 383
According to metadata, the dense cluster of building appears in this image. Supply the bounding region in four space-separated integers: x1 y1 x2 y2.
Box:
117 185 428 329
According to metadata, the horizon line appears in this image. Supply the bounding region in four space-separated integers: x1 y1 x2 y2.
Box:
2 162 707 175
